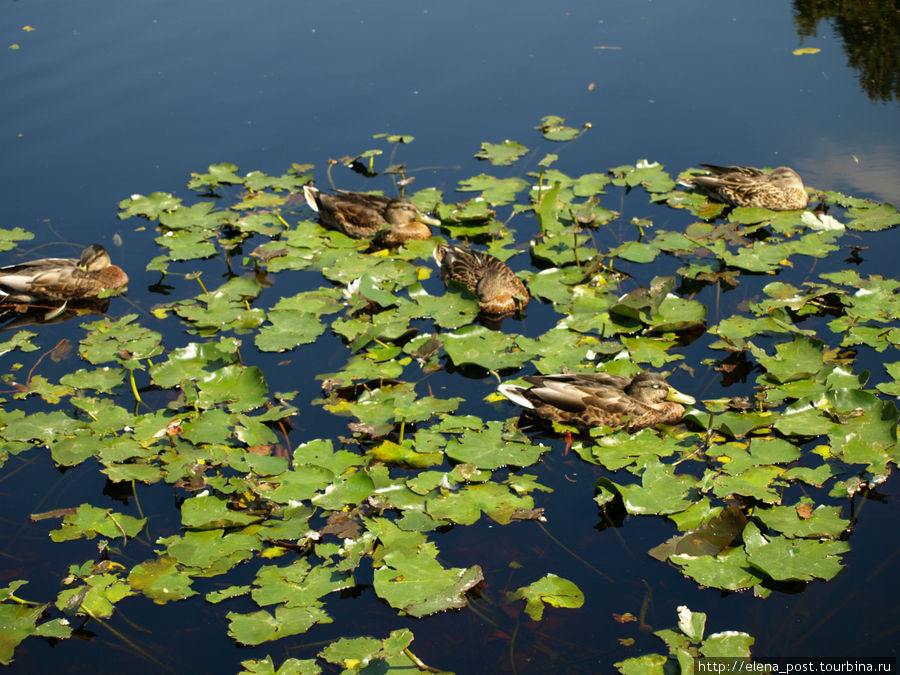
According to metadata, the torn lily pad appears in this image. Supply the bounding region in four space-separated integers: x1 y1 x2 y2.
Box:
505 573 584 620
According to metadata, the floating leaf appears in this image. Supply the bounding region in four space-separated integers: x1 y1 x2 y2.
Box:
227 606 331 646
457 174 528 205
49 504 146 542
442 325 534 371
368 518 483 617
609 458 698 515
844 203 900 231
743 522 849 582
444 421 546 470
188 162 244 190
536 115 589 142
127 556 197 603
427 481 535 525
506 573 584 620
475 140 529 166
118 192 182 220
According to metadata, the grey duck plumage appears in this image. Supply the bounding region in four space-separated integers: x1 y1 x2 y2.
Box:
499 371 695 434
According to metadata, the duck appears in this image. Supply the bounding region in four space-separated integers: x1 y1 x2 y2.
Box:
303 185 440 246
682 164 809 211
498 371 695 434
0 244 129 304
434 244 529 315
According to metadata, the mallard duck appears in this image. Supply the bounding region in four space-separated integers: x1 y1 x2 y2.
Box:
303 185 439 246
498 371 695 433
682 164 809 211
0 244 129 304
434 244 529 315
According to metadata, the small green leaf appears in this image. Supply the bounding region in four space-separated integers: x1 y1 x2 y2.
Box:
475 140 529 166
506 573 584 620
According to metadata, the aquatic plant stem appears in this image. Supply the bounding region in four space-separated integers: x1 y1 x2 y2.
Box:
638 580 653 632
24 338 66 387
326 158 337 190
131 480 145 522
402 647 442 673
105 510 128 540
81 607 175 673
509 619 520 675
536 521 613 582
129 368 143 405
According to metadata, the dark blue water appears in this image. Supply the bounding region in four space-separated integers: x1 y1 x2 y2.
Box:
1 1 898 673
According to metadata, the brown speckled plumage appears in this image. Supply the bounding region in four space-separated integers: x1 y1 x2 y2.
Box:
499 372 695 434
304 185 439 246
0 244 129 303
684 164 809 211
434 244 529 315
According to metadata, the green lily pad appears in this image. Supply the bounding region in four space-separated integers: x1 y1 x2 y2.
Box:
536 115 589 142
742 522 850 582
318 629 425 672
0 602 72 666
127 556 197 603
505 573 584 620
457 174 528 205
227 606 331 646
427 481 535 525
845 203 900 231
475 140 529 166
368 518 483 618
610 458 698 515
756 503 848 539
118 191 182 220
187 162 244 190
444 421 547 470
443 324 534 371
55 571 135 619
49 504 146 542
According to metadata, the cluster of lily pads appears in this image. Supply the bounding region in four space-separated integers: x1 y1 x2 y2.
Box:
1 115 898 672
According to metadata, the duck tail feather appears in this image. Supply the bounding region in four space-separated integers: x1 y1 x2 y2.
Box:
303 185 320 213
498 384 534 409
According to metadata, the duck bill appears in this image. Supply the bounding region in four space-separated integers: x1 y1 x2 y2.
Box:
666 387 695 406
418 213 441 226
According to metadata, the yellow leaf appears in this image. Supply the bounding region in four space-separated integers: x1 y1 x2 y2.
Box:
9 43 20 50
792 47 821 55
22 25 35 32
260 546 288 559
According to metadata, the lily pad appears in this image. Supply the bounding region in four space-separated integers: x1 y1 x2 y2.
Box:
368 518 484 618
505 573 584 620
475 140 529 166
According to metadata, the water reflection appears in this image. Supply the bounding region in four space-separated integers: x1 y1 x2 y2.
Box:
0 298 110 332
793 0 900 103
795 140 900 204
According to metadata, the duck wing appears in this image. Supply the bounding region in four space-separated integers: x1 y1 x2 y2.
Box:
435 245 487 293
520 373 643 414
698 164 766 180
313 192 390 237
0 259 79 299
